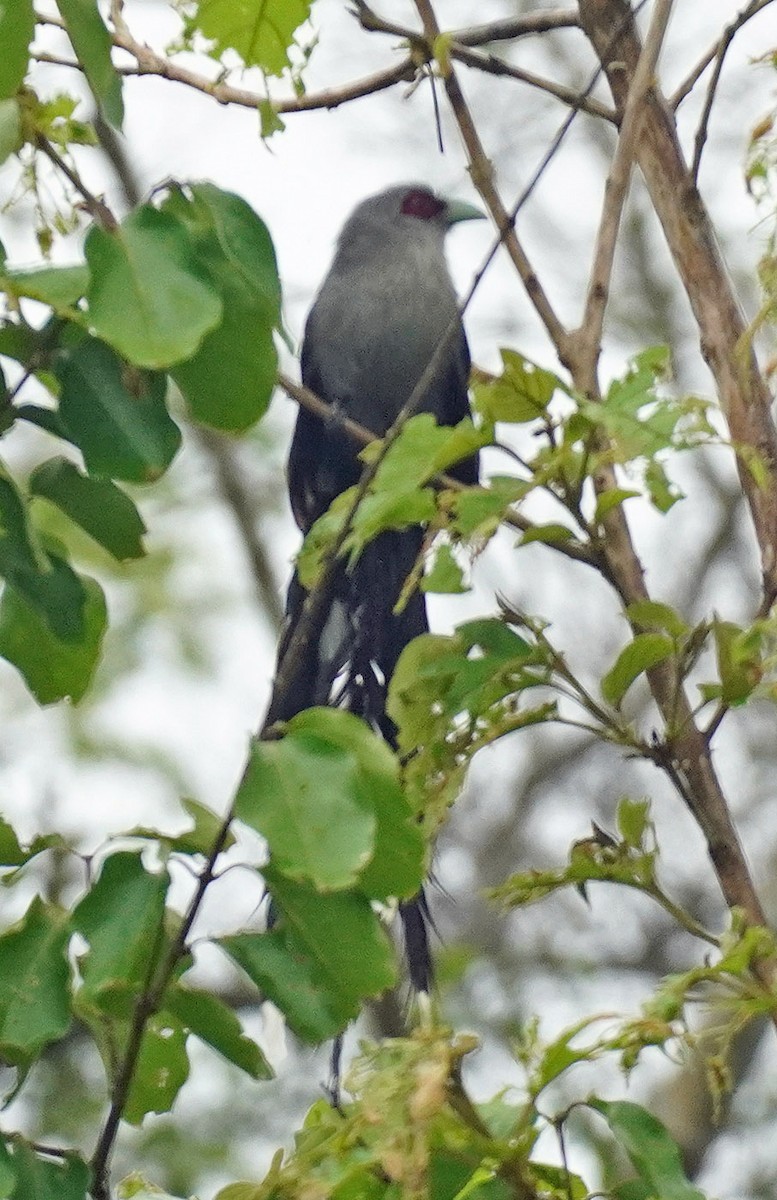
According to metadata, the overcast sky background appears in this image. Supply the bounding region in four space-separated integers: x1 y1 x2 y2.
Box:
2 1 777 1195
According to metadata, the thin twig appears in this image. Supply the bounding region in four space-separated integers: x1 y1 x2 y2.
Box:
412 0 574 367
670 0 776 111
451 43 616 122
34 136 117 230
352 2 580 45
574 0 675 372
193 427 285 631
690 0 777 183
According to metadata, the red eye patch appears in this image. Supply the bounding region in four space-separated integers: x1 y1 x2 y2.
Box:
400 188 445 220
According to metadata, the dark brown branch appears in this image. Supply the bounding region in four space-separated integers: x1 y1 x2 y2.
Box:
411 0 574 367
579 0 777 609
194 428 285 632
352 2 580 44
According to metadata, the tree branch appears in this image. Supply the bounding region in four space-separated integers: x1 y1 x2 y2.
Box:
573 0 674 375
576 0 777 996
579 0 777 609
669 0 776 112
411 0 574 368
451 43 616 122
34 136 118 231
690 0 777 183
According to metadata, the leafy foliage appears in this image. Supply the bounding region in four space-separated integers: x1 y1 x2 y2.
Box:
0 4 775 1200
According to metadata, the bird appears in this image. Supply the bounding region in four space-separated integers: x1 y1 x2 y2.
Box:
269 184 483 993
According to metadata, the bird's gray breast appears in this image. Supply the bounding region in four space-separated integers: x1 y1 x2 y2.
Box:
304 240 460 433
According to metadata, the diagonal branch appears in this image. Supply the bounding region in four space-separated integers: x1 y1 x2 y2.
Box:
411 0 574 367
579 0 777 609
34 10 417 117
576 0 777 999
690 0 777 183
573 0 674 380
670 0 776 112
451 43 616 121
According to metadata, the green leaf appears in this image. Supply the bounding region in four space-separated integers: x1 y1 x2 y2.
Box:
117 1174 181 1199
1 264 89 310
0 321 40 365
473 350 562 423
422 542 466 594
0 1138 13 1198
192 0 312 76
30 457 146 560
593 487 640 522
259 99 285 138
0 571 106 703
645 457 682 512
265 871 395 1005
168 797 235 856
236 731 376 891
0 467 90 640
221 929 348 1043
57 0 124 126
616 798 650 848
0 99 22 165
0 818 66 868
123 1011 189 1124
449 476 527 540
0 898 71 1069
519 522 574 545
166 183 280 431
165 983 272 1079
590 1099 706 1200
71 851 169 1009
16 405 74 442
0 0 34 98
222 870 395 1043
625 599 688 639
0 1138 89 1200
57 337 181 482
85 206 222 368
705 619 763 706
286 708 424 900
601 632 674 707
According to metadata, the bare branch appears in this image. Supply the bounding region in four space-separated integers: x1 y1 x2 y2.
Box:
193 428 285 632
451 43 616 122
34 135 118 230
352 2 580 45
455 11 581 44
691 0 777 183
670 0 776 111
411 0 574 367
110 20 417 114
573 0 675 379
577 0 777 996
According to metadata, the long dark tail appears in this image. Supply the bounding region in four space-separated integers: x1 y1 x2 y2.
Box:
267 527 433 993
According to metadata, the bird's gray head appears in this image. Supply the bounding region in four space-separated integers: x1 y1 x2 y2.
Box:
336 185 484 254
